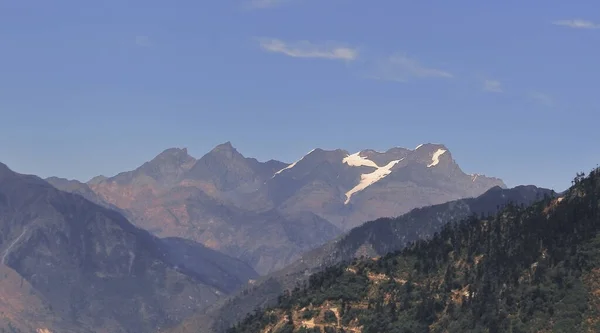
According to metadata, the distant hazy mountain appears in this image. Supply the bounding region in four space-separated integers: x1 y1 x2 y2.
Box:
257 143 505 230
168 185 553 333
45 176 128 216
0 162 257 333
185 142 288 193
74 142 504 275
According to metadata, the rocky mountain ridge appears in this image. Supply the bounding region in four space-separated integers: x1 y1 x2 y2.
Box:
224 169 599 333
167 184 552 333
50 142 505 275
0 162 257 332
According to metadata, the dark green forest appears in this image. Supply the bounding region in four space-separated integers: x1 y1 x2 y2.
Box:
228 170 600 333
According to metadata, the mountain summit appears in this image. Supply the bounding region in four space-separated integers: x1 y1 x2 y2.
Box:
185 142 286 193
57 142 505 275
261 143 504 230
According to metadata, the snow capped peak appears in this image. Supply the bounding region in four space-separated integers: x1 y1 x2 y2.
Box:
343 151 404 204
344 158 403 204
427 149 447 168
273 149 316 177
343 152 379 168
273 162 297 177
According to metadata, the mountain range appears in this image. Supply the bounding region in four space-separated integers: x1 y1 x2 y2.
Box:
0 162 257 332
167 184 553 333
0 142 565 333
48 142 505 275
224 169 599 333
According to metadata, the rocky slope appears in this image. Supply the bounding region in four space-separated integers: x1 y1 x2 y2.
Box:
76 142 504 275
259 143 505 230
0 162 257 333
167 184 552 333
45 176 129 217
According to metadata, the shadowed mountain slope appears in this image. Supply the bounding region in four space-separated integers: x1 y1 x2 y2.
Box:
227 170 600 333
0 162 257 333
167 184 552 333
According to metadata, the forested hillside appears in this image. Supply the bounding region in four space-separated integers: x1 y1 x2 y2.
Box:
185 186 550 333
228 170 600 333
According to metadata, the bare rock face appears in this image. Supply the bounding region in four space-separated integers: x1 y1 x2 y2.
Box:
261 143 505 230
76 142 503 275
0 162 257 333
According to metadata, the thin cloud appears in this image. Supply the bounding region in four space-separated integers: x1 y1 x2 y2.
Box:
552 19 600 29
529 92 554 107
483 79 503 93
258 38 358 61
135 36 152 47
369 53 453 82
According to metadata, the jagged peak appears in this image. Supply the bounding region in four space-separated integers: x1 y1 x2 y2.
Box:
202 142 246 161
154 147 193 160
384 147 411 153
87 175 108 185
361 149 385 154
0 162 12 179
483 185 505 193
212 141 235 152
0 163 48 187
143 148 196 171
45 176 70 182
271 148 348 178
413 143 448 151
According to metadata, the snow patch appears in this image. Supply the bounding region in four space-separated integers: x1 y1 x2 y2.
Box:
344 158 403 204
472 174 479 182
414 144 424 150
2 228 28 264
342 152 379 168
427 149 447 168
273 149 316 177
128 251 136 274
274 161 298 177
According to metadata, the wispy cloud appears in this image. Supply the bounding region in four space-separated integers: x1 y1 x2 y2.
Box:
529 92 554 107
369 53 453 82
247 0 289 8
258 38 358 61
135 36 152 47
552 19 600 29
483 79 503 93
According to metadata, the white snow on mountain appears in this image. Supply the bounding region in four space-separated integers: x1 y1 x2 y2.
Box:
427 149 447 168
273 149 316 177
414 144 424 150
342 152 379 168
344 158 403 204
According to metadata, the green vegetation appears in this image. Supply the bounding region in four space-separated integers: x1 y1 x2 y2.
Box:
228 169 600 333
323 310 337 324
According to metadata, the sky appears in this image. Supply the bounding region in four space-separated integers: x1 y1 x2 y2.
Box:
1 0 599 191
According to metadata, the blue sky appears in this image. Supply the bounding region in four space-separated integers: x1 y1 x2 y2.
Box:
0 0 599 191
